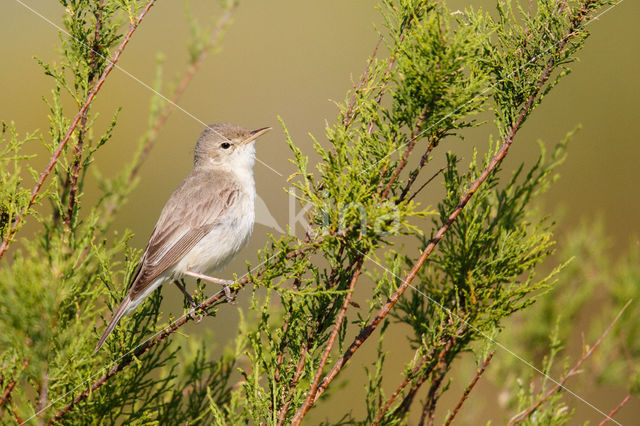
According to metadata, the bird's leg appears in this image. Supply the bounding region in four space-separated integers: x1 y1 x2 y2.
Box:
184 271 236 303
174 279 196 308
173 279 203 323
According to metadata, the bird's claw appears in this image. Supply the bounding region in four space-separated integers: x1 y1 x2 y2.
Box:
222 282 237 304
188 307 205 323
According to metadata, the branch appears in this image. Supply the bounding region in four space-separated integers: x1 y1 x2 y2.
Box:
273 225 314 377
290 256 364 425
65 0 105 228
508 300 632 425
443 351 495 426
51 242 316 422
0 360 28 409
276 242 346 423
50 293 224 423
364 6 429 136
309 0 591 400
406 164 447 204
380 111 427 198
0 0 157 261
419 363 448 426
127 0 238 184
276 342 308 426
53 0 604 420
373 348 435 425
399 131 447 203
73 1 239 270
598 395 631 426
342 35 383 129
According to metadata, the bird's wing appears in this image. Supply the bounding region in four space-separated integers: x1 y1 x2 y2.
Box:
128 171 239 300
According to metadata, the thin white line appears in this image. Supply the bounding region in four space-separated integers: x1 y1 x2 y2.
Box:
23 249 280 423
361 252 623 425
10 2 285 421
16 0 626 422
13 0 283 177
341 0 628 422
356 0 625 181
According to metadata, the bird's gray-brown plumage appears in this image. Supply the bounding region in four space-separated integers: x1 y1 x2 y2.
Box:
95 123 270 351
129 171 239 299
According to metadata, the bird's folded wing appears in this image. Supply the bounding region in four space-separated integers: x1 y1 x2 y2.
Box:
129 173 239 299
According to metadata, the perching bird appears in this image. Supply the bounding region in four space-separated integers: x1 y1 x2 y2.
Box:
95 123 271 351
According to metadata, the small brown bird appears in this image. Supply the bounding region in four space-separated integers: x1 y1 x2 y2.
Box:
95 123 271 351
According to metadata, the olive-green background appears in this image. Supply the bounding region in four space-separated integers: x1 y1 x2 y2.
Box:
1 0 638 424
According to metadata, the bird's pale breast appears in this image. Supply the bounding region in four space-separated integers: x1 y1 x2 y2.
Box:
171 189 255 276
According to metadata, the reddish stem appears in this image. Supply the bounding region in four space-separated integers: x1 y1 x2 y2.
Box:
290 256 365 425
127 1 238 184
598 395 631 426
380 111 427 198
373 345 438 425
51 243 314 422
0 360 29 408
309 2 587 399
64 0 104 228
0 0 157 261
443 351 495 426
508 300 632 425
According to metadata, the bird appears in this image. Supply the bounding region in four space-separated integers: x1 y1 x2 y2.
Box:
95 123 271 351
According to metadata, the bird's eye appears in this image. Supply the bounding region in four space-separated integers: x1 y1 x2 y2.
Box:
221 142 231 149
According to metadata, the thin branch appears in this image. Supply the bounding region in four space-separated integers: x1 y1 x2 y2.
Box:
399 131 447 203
51 242 316 422
65 0 105 227
419 364 448 426
0 381 16 409
310 1 589 400
443 351 495 426
273 299 293 384
275 236 341 409
342 35 384 129
508 300 632 425
0 0 157 261
274 225 313 387
373 345 437 425
406 165 447 204
36 372 49 426
380 111 427 198
276 245 347 422
127 1 238 184
364 3 432 136
0 360 28 409
7 405 24 425
73 1 239 270
598 395 631 426
414 333 460 425
290 256 365 425
276 343 308 426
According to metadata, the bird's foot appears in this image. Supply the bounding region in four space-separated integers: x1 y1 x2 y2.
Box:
221 280 238 304
188 307 205 323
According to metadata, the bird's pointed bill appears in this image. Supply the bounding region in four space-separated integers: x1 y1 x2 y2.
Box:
243 127 272 144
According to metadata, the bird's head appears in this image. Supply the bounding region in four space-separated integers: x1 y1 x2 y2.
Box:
194 123 271 170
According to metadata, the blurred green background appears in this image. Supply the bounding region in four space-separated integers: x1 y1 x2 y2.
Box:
1 0 638 424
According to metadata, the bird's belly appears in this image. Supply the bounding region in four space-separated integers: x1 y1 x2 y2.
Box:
173 199 254 276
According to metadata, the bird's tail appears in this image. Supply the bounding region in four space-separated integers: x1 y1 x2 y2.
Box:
94 297 134 352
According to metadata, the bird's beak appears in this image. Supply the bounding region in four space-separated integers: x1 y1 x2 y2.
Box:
243 127 272 144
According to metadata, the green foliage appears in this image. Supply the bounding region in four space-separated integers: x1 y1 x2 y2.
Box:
0 1 239 424
0 0 635 425
0 124 37 242
492 220 640 417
